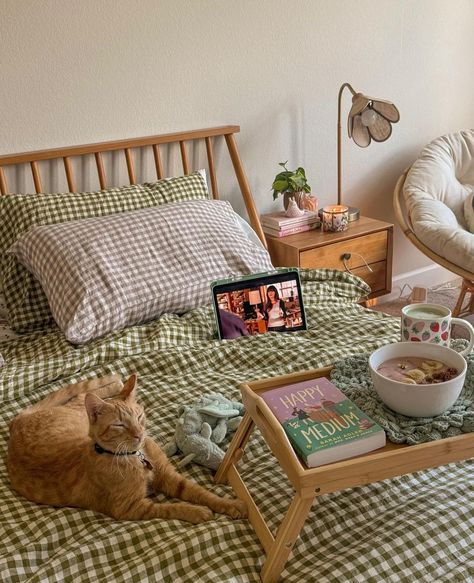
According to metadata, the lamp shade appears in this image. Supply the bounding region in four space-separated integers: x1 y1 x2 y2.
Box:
348 93 400 148
336 82 400 219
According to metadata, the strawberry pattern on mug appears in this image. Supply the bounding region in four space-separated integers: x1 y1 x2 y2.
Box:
401 302 474 356
402 316 451 345
401 303 474 356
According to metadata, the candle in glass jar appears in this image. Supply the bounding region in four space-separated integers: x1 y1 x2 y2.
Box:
322 205 349 232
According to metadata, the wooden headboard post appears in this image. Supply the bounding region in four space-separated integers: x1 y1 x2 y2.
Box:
0 126 267 248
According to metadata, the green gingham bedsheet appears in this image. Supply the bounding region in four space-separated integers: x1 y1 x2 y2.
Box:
0 269 472 583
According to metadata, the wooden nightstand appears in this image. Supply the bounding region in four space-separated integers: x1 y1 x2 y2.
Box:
266 216 393 302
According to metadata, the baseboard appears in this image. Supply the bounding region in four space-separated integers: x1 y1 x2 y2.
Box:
380 264 459 304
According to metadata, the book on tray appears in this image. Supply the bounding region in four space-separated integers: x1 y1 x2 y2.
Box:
260 377 386 467
261 211 321 238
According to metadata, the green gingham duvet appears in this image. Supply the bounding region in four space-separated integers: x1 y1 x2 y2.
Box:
0 269 472 583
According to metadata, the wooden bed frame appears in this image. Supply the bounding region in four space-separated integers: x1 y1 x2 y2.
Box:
0 125 267 247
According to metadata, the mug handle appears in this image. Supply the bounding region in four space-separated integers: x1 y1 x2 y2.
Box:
451 318 474 357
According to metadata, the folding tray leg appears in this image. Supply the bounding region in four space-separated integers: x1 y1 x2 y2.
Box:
216 411 317 582
260 493 316 583
215 412 254 484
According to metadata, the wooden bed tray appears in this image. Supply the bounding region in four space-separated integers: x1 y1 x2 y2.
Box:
215 366 474 583
0 125 267 247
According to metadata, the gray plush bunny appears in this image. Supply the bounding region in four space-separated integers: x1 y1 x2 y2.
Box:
163 393 244 470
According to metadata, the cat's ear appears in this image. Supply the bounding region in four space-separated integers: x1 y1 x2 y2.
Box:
119 373 138 402
85 393 108 423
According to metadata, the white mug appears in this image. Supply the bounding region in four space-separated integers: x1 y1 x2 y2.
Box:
401 303 474 357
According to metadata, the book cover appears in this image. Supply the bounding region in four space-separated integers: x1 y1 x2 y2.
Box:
261 211 319 228
263 223 320 237
261 377 386 467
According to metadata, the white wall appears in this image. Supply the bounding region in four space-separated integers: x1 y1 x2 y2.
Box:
1 0 473 278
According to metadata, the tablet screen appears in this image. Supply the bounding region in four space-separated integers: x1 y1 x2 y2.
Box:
212 270 307 339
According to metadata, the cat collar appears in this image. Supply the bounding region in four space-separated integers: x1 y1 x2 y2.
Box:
94 443 153 469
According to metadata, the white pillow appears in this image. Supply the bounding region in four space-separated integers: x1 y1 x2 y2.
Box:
198 168 265 249
10 199 274 344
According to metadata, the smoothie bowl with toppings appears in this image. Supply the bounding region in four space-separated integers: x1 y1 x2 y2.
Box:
368 342 467 417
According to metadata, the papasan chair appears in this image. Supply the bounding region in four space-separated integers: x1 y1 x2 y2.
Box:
393 129 474 317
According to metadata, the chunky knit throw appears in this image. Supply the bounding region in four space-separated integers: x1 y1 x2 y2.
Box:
330 340 474 445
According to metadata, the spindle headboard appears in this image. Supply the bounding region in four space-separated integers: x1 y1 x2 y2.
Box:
0 125 266 247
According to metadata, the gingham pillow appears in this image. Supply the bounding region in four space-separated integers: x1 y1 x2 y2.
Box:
9 199 274 344
0 172 208 332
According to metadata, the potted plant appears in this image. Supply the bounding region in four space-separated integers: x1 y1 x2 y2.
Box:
271 161 311 210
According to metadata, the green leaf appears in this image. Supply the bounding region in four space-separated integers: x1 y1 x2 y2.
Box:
273 190 281 200
272 179 289 191
272 162 311 196
274 171 292 180
291 175 305 189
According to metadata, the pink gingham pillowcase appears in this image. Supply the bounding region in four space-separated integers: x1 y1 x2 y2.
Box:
9 199 273 343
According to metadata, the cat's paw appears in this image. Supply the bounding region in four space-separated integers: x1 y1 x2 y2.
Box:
187 505 214 524
225 498 248 519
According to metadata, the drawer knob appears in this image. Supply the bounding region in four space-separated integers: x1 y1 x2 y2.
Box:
341 252 373 273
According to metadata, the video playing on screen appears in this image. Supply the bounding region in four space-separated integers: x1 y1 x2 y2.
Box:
213 272 306 340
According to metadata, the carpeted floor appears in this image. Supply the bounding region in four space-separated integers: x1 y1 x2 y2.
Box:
374 282 460 317
374 279 474 339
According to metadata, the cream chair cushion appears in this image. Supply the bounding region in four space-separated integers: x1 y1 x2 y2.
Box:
403 130 474 274
464 190 474 233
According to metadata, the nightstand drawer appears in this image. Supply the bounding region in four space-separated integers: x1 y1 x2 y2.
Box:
265 216 393 302
299 231 388 270
352 260 387 293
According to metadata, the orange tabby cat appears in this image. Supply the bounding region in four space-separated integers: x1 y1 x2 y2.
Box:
7 374 246 523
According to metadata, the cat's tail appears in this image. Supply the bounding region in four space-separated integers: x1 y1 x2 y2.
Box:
19 375 124 414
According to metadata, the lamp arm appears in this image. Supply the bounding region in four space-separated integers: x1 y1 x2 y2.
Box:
337 83 357 204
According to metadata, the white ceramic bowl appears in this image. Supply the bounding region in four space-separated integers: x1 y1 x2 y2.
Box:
369 342 467 417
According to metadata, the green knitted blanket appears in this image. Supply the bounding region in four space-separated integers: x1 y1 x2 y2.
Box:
330 340 474 445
